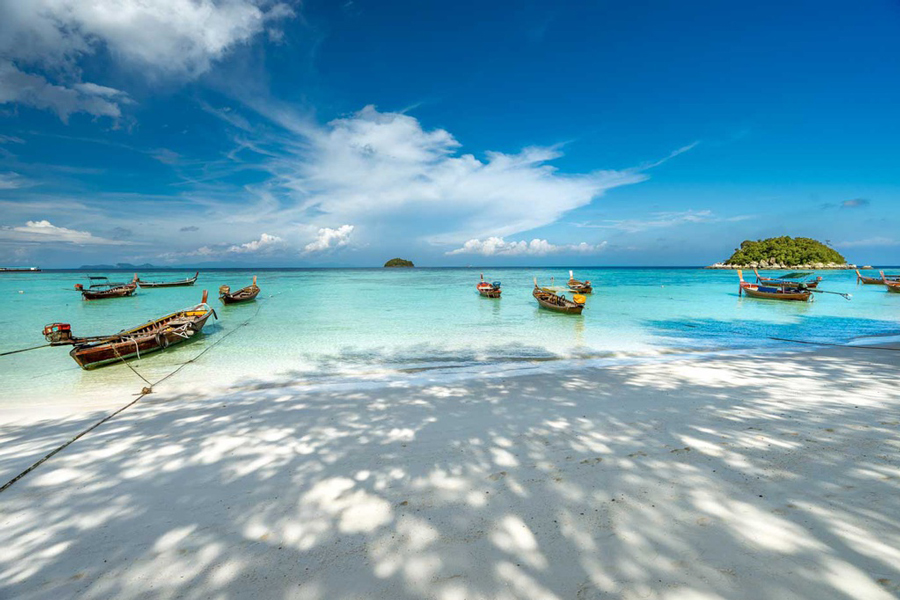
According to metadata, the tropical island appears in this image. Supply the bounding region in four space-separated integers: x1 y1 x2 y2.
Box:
383 258 414 268
707 236 852 269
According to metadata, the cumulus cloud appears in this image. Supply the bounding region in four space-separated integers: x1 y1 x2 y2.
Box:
165 232 284 260
227 232 282 253
257 105 660 246
447 237 606 257
0 0 296 119
303 225 355 253
0 219 131 245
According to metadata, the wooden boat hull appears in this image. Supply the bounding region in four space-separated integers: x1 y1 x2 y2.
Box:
69 303 214 369
478 288 501 298
137 272 199 288
533 287 584 314
886 282 900 293
757 278 819 289
567 280 592 294
220 287 260 304
857 276 884 284
220 277 260 304
740 283 811 301
81 284 137 300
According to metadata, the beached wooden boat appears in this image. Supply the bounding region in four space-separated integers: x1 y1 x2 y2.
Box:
75 275 138 300
567 270 593 294
881 272 900 293
44 291 216 370
476 274 501 298
754 269 821 289
738 270 811 301
137 271 199 288
533 278 585 314
219 276 260 304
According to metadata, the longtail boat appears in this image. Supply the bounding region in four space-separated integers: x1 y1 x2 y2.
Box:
44 290 216 370
137 271 199 288
567 270 593 294
754 269 821 289
476 274 501 298
219 276 260 304
881 272 900 293
75 275 138 300
738 270 811 301
856 269 885 284
533 278 585 314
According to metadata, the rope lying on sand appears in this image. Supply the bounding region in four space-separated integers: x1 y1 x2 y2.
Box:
0 294 274 495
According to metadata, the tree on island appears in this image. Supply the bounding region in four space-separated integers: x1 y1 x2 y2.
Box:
724 237 846 267
384 258 415 268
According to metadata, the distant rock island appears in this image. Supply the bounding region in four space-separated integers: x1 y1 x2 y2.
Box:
383 258 414 268
707 237 852 270
80 262 158 270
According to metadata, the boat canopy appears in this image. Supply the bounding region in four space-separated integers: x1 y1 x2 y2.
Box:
773 272 814 279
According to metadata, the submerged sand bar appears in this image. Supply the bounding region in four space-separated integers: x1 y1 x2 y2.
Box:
1 346 899 599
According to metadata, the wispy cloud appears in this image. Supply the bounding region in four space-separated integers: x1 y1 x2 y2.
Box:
447 237 606 257
575 209 752 234
0 171 31 190
239 105 694 247
0 220 135 245
841 198 870 209
835 237 899 248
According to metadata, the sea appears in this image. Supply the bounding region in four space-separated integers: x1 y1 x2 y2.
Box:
1 267 899 409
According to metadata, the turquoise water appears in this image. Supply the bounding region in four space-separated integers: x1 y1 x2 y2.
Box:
1 268 898 406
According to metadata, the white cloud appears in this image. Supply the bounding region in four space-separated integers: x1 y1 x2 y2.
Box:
303 225 355 253
163 232 283 260
255 105 664 246
0 219 131 245
576 210 752 234
447 237 606 257
0 0 295 118
836 237 899 248
0 171 30 189
0 61 129 121
227 232 282 253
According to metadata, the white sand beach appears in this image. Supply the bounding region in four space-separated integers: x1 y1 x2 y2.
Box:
1 346 898 600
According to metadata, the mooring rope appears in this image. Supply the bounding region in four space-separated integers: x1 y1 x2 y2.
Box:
0 294 274 494
0 343 52 357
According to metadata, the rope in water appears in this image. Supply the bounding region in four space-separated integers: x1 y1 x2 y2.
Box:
0 343 52 357
0 294 272 495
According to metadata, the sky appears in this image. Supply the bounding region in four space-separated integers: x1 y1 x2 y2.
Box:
0 0 898 268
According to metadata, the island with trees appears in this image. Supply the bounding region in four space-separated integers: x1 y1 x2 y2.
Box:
383 258 415 268
707 237 852 269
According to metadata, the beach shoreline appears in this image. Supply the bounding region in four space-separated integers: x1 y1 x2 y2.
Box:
1 344 899 599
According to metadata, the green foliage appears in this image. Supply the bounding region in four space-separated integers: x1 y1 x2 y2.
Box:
724 237 846 266
384 258 415 268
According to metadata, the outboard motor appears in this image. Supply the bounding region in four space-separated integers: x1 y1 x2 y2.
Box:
43 323 74 344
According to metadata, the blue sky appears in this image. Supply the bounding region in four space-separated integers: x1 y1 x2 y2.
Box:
1 0 898 267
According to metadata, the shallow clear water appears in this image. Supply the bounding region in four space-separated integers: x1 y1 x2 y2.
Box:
1 267 898 406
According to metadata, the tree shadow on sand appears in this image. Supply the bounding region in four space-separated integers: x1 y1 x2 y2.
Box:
1 347 899 599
